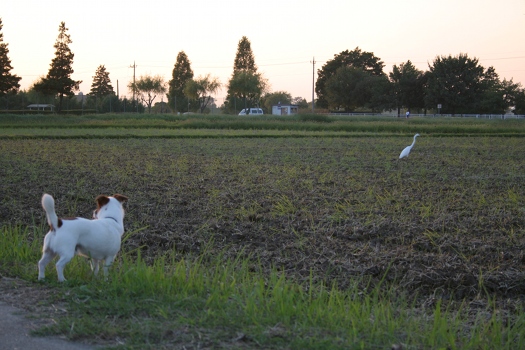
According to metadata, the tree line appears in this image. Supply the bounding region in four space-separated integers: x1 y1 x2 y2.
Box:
1 19 524 115
316 47 525 115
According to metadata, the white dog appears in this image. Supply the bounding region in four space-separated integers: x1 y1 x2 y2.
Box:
38 193 128 282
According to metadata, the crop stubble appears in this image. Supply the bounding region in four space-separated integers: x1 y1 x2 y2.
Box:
1 136 524 307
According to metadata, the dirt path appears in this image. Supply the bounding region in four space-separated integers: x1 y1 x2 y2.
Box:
0 275 96 350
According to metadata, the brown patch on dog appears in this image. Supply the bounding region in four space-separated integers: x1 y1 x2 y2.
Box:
95 195 110 209
52 217 77 230
51 219 62 230
113 194 128 203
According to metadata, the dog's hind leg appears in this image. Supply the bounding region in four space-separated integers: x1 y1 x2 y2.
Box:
91 259 101 275
38 250 56 280
55 254 74 282
102 255 116 280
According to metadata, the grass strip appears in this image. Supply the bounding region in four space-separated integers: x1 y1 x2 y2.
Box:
1 113 525 137
1 224 523 349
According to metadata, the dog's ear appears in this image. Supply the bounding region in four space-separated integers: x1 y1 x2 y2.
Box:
95 195 110 209
113 194 128 203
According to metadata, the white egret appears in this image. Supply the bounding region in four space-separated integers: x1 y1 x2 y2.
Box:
399 133 420 159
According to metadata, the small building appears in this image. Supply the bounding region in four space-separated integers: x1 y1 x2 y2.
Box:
272 104 298 116
27 104 55 111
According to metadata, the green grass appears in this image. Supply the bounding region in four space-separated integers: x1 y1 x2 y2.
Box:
1 112 525 137
2 224 524 349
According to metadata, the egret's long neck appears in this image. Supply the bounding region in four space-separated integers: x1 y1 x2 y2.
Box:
411 136 418 146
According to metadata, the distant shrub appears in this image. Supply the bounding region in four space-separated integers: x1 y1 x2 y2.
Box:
60 109 97 115
0 109 54 115
298 114 333 123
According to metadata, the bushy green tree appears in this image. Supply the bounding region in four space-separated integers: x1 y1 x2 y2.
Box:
0 18 21 96
316 47 385 109
228 70 267 111
291 97 309 109
425 54 487 114
480 77 523 114
389 60 425 116
477 70 505 115
101 95 119 113
324 66 389 112
25 87 55 106
183 74 221 113
128 75 166 113
513 88 525 115
0 89 27 110
369 74 395 113
33 22 81 112
426 57 524 114
115 96 143 113
261 91 291 112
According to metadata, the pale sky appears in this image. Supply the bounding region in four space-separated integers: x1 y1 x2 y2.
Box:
3 0 525 105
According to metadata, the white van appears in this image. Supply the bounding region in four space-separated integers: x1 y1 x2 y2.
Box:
238 108 264 116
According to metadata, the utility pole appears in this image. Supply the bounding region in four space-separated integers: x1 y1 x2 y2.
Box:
129 61 137 111
310 57 316 113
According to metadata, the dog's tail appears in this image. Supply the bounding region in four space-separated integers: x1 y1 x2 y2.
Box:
42 193 59 231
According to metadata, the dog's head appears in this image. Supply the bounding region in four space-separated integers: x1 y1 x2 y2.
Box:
93 194 128 220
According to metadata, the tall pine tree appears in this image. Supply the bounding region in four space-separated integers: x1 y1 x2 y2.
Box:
0 18 21 95
225 36 264 113
167 51 194 113
34 22 81 112
232 36 257 74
